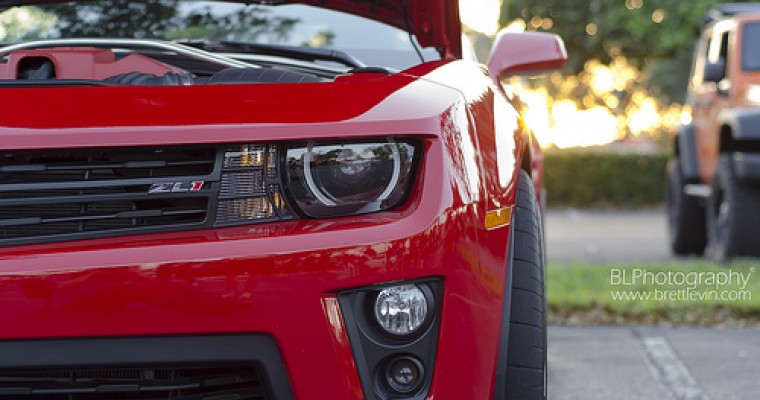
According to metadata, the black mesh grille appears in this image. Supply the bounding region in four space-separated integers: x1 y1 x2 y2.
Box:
0 364 269 399
0 145 217 246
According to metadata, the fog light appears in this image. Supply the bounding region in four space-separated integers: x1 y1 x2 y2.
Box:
386 356 424 394
374 285 429 336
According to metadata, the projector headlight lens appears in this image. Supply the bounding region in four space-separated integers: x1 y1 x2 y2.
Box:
286 139 416 217
374 284 429 336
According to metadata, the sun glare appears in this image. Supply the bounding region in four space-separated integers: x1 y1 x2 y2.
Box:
460 0 502 36
512 57 683 149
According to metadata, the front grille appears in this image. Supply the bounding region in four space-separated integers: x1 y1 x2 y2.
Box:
0 143 296 246
0 364 268 399
0 145 216 246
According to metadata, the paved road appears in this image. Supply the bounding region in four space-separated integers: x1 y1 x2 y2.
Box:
546 209 671 264
549 326 760 400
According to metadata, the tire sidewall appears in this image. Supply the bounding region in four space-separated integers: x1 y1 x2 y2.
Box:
666 159 684 247
502 170 547 400
708 155 733 261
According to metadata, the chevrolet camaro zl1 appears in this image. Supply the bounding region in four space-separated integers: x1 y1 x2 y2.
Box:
0 0 566 399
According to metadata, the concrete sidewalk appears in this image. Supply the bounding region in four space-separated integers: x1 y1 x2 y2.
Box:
549 325 760 400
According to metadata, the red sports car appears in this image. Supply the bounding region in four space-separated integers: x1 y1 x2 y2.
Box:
0 1 566 399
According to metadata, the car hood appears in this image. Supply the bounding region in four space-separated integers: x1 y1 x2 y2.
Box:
292 0 461 57
0 62 465 150
0 0 462 58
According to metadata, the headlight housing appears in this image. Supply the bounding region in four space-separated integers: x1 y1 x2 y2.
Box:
286 139 416 218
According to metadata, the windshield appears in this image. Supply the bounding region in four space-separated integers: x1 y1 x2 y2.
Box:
0 0 441 69
742 22 760 71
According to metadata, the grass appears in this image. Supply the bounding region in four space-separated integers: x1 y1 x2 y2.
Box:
547 261 760 326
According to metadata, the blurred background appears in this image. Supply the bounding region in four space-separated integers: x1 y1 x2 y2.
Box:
459 0 736 265
462 7 760 400
462 0 704 152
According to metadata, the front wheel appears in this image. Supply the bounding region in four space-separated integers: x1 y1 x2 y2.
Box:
503 170 547 400
707 154 760 262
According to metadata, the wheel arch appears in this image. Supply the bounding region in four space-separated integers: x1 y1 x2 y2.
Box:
719 108 760 143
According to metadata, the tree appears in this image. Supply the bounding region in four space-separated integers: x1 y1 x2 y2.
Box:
500 0 730 72
18 0 300 42
499 0 759 103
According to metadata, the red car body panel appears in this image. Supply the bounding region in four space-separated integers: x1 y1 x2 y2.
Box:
0 57 529 399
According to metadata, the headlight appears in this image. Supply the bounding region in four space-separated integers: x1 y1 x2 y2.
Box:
286 139 416 217
374 284 430 336
747 85 760 104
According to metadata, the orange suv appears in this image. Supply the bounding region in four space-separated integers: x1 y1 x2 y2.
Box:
669 3 760 261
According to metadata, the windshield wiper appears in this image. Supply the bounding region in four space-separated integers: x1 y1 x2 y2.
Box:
175 40 366 69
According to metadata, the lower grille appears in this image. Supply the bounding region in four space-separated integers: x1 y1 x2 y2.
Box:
0 364 267 399
0 336 294 400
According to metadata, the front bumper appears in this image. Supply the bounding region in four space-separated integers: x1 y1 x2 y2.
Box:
0 141 509 399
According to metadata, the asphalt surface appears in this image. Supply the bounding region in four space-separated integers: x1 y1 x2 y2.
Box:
549 326 760 400
546 209 671 264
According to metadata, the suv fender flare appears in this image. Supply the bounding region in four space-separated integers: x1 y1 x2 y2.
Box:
719 108 760 140
676 124 700 181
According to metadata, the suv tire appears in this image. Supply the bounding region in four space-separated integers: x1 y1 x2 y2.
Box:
666 157 706 255
707 154 760 261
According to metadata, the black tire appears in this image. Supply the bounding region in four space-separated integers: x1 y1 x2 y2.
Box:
707 154 760 262
666 157 706 255
504 170 547 400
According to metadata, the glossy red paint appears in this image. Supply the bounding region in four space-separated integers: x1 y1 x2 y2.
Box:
0 59 522 399
0 22 567 397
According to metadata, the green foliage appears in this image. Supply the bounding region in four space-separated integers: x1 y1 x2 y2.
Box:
501 0 732 72
3 0 301 42
0 7 57 41
47 0 178 38
544 152 668 208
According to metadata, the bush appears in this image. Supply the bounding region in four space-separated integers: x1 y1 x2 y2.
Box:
544 152 668 208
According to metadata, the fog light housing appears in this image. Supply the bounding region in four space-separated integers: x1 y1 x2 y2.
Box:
386 356 424 394
374 284 429 336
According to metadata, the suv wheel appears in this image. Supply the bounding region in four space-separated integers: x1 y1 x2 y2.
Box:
666 157 706 255
504 170 547 400
707 154 760 261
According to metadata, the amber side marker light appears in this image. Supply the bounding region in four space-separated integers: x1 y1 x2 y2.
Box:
485 206 512 230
